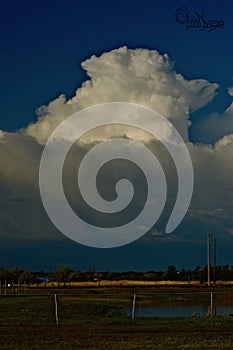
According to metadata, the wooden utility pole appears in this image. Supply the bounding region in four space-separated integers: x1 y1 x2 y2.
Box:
207 234 211 287
213 237 218 285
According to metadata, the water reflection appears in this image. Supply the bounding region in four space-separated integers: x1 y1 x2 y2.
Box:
125 305 233 317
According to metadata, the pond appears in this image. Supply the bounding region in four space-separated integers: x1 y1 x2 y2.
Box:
125 305 233 317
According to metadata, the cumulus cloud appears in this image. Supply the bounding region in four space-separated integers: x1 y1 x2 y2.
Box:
191 101 233 144
24 47 218 144
0 46 233 246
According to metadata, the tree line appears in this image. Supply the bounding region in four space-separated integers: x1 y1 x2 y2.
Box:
1 264 233 284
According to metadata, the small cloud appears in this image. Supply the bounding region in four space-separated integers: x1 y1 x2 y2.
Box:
150 228 164 236
228 87 233 96
188 208 229 219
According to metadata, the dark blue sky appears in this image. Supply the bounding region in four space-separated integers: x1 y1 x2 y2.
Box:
0 0 233 271
1 0 232 134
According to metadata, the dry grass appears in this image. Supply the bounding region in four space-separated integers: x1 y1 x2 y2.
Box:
33 280 203 288
31 280 233 288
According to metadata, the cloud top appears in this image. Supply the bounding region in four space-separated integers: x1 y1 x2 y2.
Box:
25 47 218 144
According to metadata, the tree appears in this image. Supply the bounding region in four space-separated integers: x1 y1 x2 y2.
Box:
52 265 73 282
69 270 82 282
18 271 40 285
166 265 177 281
86 267 98 281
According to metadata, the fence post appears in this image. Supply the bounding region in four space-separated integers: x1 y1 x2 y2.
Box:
210 292 213 318
132 293 136 320
55 294 59 324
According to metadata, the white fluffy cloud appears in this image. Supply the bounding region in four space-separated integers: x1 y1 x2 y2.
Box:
191 102 233 144
0 46 233 243
24 47 218 144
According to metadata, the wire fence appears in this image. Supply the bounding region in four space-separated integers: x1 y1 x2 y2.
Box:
129 291 233 318
1 290 233 325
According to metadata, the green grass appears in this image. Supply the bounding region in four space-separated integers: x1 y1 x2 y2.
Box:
1 289 233 349
1 317 233 349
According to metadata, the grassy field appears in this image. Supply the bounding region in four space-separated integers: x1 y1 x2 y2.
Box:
1 287 233 349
